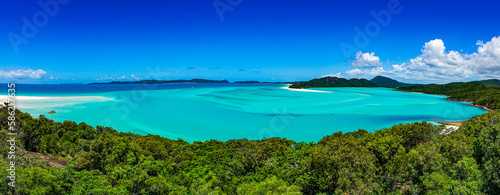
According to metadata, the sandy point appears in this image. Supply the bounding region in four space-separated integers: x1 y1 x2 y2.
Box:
281 85 332 93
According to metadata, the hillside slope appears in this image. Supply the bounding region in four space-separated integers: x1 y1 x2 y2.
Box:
289 77 378 88
370 75 414 87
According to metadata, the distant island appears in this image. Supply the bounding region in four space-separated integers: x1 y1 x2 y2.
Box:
283 75 498 111
288 75 419 88
90 79 308 85
288 75 500 89
88 76 500 94
287 75 500 111
369 75 415 87
233 81 261 83
289 76 378 88
234 81 307 85
89 78 230 84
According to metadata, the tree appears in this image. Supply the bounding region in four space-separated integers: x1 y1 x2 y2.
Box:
237 176 301 195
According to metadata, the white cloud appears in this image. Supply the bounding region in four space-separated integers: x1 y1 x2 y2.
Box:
321 72 343 78
346 67 386 79
95 74 143 81
477 36 500 58
129 74 141 80
351 51 382 68
94 76 119 81
388 39 473 81
0 69 46 79
468 36 500 79
344 36 500 82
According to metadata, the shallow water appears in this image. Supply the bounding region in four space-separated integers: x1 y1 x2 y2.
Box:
5 83 487 142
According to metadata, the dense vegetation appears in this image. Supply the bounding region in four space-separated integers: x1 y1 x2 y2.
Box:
1 103 499 194
370 76 414 87
289 77 378 88
397 82 500 110
476 79 500 86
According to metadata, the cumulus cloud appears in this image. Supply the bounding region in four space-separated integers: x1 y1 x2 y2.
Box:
468 36 500 79
389 39 473 81
345 36 500 82
351 52 382 68
95 74 143 81
0 69 46 79
129 74 141 80
346 67 386 78
321 72 343 78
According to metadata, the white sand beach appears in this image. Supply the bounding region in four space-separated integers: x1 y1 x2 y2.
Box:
441 124 460 135
0 95 114 108
281 85 332 93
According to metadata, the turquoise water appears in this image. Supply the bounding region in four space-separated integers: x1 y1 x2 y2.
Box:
11 84 487 142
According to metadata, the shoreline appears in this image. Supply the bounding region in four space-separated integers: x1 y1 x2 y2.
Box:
438 121 463 135
404 91 426 94
400 91 494 113
470 104 494 112
444 98 494 112
399 90 491 133
281 85 332 93
439 121 463 126
0 95 114 101
0 95 115 109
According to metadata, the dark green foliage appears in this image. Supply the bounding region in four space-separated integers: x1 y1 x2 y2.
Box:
398 81 500 110
237 176 301 194
461 110 500 194
289 77 379 88
1 104 499 194
476 79 500 86
309 134 379 194
370 75 414 87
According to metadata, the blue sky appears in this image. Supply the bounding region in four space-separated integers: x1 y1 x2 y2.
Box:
1 0 499 84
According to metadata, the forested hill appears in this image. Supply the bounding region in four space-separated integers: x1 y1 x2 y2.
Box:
289 77 379 88
397 82 500 110
370 75 415 87
2 104 500 194
476 79 500 86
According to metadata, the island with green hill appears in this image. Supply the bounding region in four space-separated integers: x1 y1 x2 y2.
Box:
90 79 230 85
290 76 500 112
289 76 379 88
370 75 415 87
